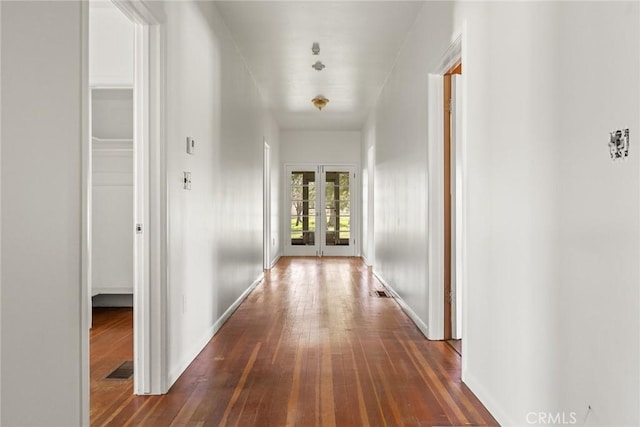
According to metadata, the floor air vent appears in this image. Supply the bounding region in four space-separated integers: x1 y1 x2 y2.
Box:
105 361 133 380
374 290 391 298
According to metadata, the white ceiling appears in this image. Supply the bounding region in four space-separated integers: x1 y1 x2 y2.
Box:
215 1 424 131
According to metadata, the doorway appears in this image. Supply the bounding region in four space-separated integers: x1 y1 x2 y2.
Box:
88 1 136 413
285 164 357 257
85 0 167 411
264 141 271 269
444 62 463 351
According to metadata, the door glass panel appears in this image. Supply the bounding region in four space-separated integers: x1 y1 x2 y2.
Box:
325 201 350 215
323 170 351 247
325 231 350 246
290 171 316 246
290 201 316 217
290 215 316 245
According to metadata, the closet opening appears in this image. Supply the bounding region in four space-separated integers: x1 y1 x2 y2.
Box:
84 1 166 420
88 1 137 419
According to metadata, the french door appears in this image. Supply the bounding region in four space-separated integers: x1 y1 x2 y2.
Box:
285 164 356 257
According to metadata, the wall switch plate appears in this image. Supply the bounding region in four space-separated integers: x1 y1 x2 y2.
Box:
186 137 195 154
183 171 192 190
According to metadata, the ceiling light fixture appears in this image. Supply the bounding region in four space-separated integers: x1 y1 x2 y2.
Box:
312 42 320 55
312 95 329 110
312 61 325 71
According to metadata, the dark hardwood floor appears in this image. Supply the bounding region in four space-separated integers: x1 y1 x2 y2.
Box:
91 257 497 426
447 339 462 356
91 307 134 424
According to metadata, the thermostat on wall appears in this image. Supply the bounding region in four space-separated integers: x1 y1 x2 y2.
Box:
187 137 195 154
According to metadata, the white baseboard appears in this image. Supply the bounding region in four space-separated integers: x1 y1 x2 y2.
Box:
269 254 281 269
372 270 430 339
462 368 513 426
167 273 265 387
361 255 373 267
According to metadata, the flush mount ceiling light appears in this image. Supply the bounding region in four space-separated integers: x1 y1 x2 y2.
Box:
311 95 329 110
312 61 325 71
312 42 320 55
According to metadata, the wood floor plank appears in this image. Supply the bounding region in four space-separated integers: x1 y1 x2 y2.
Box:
91 257 498 426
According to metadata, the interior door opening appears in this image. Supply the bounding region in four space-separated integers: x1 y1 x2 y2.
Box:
285 164 357 257
444 62 463 352
88 1 145 418
263 141 271 269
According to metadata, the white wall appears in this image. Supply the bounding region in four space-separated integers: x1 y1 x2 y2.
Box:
281 130 361 165
554 5 638 423
360 136 375 266
91 89 134 296
0 2 4 422
457 3 639 425
268 127 281 266
162 1 280 385
1 1 84 425
89 2 135 303
362 1 453 330
91 89 133 139
365 1 639 425
89 1 134 87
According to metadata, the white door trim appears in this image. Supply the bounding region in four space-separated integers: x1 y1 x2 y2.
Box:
82 7 168 422
364 146 375 266
80 2 90 423
114 0 168 396
263 141 271 270
132 21 152 395
426 34 465 341
451 74 463 340
427 73 445 340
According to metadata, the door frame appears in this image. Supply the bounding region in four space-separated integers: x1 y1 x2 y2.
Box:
82 3 168 421
263 140 271 269
450 73 463 340
113 0 168 396
283 163 358 257
444 66 462 340
321 165 358 257
426 34 466 342
363 146 375 266
284 163 320 256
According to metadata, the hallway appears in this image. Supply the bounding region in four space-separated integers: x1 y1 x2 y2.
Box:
92 257 496 426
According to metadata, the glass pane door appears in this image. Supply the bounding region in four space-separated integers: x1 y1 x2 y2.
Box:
285 164 356 257
321 166 355 256
286 167 318 256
